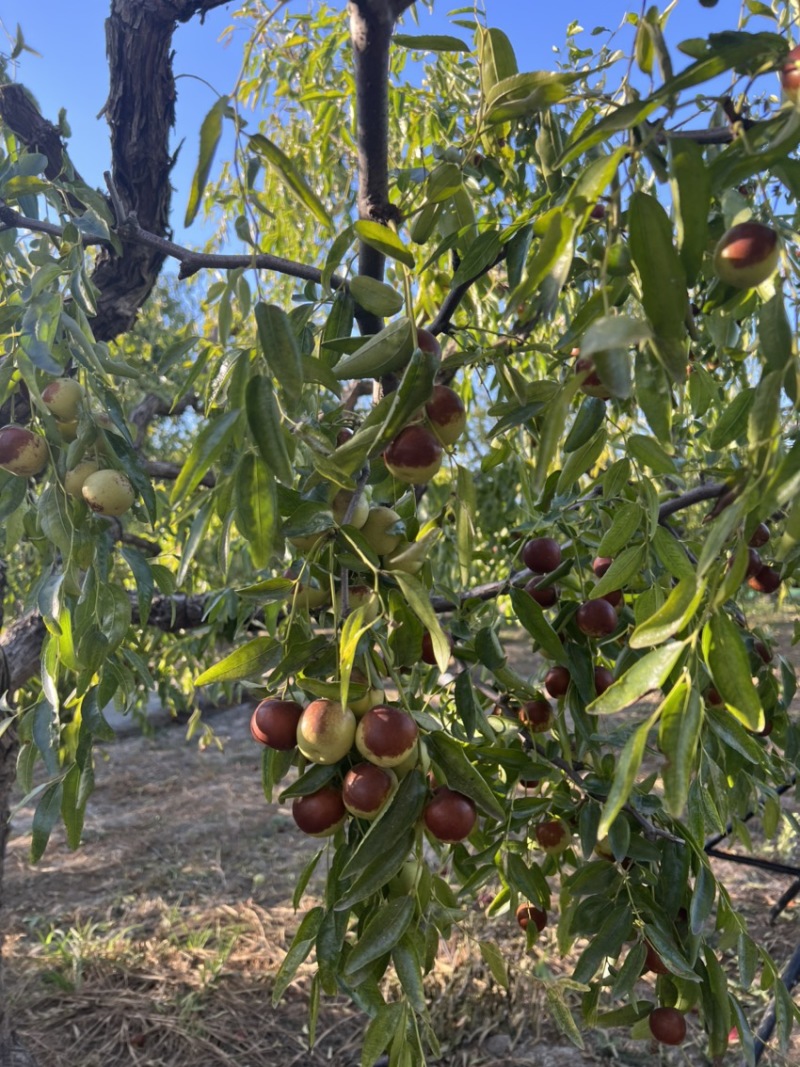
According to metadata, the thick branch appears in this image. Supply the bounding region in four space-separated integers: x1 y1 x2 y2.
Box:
429 250 507 336
658 483 728 520
348 1 400 335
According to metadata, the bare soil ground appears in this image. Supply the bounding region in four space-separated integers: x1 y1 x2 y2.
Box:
3 627 800 1067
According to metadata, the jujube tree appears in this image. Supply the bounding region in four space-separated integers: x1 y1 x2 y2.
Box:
1 1 800 1064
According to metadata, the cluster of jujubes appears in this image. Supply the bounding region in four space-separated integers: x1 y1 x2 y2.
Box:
251 696 476 843
0 379 136 517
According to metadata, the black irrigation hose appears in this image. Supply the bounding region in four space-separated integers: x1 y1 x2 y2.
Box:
705 847 800 880
748 943 800 1066
770 879 800 924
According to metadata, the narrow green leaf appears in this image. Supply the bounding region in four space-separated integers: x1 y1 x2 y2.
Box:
249 133 332 229
332 317 414 379
235 454 277 568
572 905 632 984
185 96 229 227
598 711 659 838
342 771 427 879
479 941 509 988
255 302 304 411
392 573 450 673
349 276 404 317
703 612 764 732
652 525 695 581
659 683 702 816
195 636 280 686
170 409 240 506
354 221 415 269
628 192 689 346
589 642 685 714
344 897 415 977
361 1003 405 1067
393 33 470 52
629 577 704 649
590 545 647 598
272 906 324 1004
708 388 755 450
669 139 710 286
596 503 643 558
31 781 64 863
510 588 568 664
246 375 293 484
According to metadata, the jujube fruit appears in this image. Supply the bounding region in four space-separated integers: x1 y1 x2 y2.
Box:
749 522 770 548
41 378 83 421
296 698 356 764
292 786 347 837
426 384 467 446
593 666 614 695
524 576 559 608
648 1006 687 1046
384 424 443 484
748 566 781 594
576 598 618 637
64 459 100 499
423 786 477 843
355 704 419 767
0 426 48 477
518 699 553 733
250 698 304 750
534 820 569 854
342 762 397 819
515 903 547 933
521 537 562 573
544 665 570 698
713 221 779 289
81 470 136 517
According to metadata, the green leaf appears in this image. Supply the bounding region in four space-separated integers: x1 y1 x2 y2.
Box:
589 642 685 714
272 906 324 1004
185 96 229 227
598 710 659 838
635 349 673 442
557 429 606 492
510 588 568 664
354 221 415 269
393 33 470 52
255 302 304 412
629 577 704 649
246 375 293 484
544 984 586 1049
572 905 632 984
596 503 643 558
342 771 427 879
590 545 647 598
669 139 710 286
564 397 606 453
506 852 550 908
170 409 240 506
349 276 404 317
479 26 518 95
120 547 154 626
627 434 677 475
30 780 63 863
360 1003 406 1067
479 941 509 988
425 732 504 819
332 317 414 379
392 572 449 673
393 933 428 1011
758 292 793 371
708 388 755 450
195 636 280 686
703 612 764 732
343 896 415 977
659 682 702 817
652 526 695 581
249 133 332 229
235 454 277 568
628 192 689 349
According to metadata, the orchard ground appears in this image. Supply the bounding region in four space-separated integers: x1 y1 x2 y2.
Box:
4 622 800 1067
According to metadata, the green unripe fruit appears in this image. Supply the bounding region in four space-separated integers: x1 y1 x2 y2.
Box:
81 470 135 517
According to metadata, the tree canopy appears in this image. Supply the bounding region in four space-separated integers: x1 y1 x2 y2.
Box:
2 1 800 1063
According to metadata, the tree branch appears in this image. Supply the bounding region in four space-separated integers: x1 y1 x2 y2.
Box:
429 250 507 336
348 0 402 335
658 483 729 520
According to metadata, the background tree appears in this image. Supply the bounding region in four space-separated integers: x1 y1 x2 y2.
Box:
1 1 800 1063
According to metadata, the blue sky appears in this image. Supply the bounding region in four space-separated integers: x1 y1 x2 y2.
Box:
0 1 753 250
